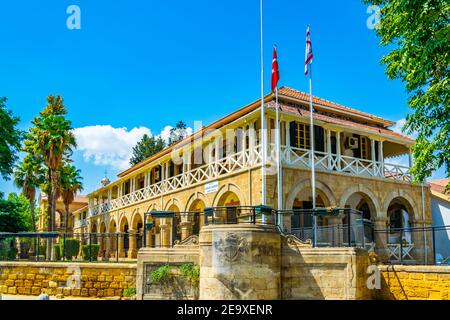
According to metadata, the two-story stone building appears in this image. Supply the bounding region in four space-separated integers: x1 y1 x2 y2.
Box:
74 87 432 262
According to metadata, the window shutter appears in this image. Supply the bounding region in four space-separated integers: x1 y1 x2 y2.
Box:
289 122 298 148
314 126 325 152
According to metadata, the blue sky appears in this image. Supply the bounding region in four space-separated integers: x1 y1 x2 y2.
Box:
0 0 445 196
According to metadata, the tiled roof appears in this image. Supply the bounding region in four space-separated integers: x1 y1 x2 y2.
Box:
266 100 415 143
429 179 450 195
278 87 395 127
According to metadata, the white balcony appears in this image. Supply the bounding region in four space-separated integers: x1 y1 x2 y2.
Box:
88 144 412 216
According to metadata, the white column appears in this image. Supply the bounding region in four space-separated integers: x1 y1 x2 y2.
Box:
327 129 332 170
336 131 341 172
371 138 376 176
379 140 384 177
249 122 256 164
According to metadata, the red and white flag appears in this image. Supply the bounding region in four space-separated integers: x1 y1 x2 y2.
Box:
271 46 280 92
304 26 313 76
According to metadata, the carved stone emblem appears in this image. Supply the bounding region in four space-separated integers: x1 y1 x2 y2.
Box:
285 235 313 252
173 235 199 247
214 233 249 262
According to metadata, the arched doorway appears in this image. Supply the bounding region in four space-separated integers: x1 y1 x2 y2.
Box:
343 192 377 224
119 217 129 258
167 204 181 242
217 191 241 224
131 214 144 253
99 222 107 258
188 199 206 235
109 220 117 258
91 223 98 244
387 197 414 244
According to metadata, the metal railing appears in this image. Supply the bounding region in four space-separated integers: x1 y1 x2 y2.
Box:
0 232 143 263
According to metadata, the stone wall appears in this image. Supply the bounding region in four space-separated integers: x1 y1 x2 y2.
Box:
137 244 199 300
281 239 372 300
377 265 450 300
0 262 136 298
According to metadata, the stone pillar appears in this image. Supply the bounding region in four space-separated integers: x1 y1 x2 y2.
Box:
118 233 125 258
98 234 104 258
199 224 281 300
160 223 171 248
325 214 345 247
372 217 389 262
128 230 137 259
180 221 193 241
145 228 153 248
105 234 111 259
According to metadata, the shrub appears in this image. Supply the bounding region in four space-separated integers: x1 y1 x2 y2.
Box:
38 245 47 258
53 244 61 261
60 238 80 260
123 286 136 297
81 244 100 261
150 264 171 283
0 238 17 261
180 263 200 284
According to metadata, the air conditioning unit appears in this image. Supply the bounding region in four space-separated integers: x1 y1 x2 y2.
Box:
346 137 359 149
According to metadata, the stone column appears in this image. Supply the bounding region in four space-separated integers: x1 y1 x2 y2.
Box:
145 228 153 248
128 230 137 259
372 217 389 262
180 221 193 241
160 222 171 248
105 233 111 259
118 233 125 258
325 214 345 247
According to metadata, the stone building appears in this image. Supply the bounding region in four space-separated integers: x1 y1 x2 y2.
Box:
37 194 88 233
75 87 432 262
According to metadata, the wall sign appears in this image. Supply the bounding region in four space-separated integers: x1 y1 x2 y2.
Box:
205 181 219 194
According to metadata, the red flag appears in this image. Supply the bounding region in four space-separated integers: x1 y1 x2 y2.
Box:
305 26 313 75
271 46 280 92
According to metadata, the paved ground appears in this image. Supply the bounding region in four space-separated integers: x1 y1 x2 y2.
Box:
0 294 105 300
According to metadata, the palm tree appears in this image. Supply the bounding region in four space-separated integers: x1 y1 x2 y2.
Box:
25 95 76 259
59 163 83 234
13 155 44 233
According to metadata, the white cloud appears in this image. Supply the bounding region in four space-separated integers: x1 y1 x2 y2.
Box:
73 124 194 171
73 125 152 170
391 118 406 134
390 118 418 139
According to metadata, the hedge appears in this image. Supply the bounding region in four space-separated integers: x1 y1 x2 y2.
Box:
60 238 80 260
81 244 100 261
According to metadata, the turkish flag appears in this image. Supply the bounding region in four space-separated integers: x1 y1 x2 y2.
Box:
271 46 280 92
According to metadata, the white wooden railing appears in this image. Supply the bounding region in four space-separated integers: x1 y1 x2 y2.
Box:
277 145 411 182
89 144 411 216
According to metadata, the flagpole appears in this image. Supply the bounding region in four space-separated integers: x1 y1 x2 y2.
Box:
276 87 283 224
309 64 317 247
260 0 267 206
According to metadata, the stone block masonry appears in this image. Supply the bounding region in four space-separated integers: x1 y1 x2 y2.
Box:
0 261 136 298
377 265 450 300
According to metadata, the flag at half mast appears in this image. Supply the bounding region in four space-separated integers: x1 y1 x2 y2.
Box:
271 46 280 92
304 26 313 75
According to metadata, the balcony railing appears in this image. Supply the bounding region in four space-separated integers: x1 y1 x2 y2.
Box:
89 144 412 216
278 145 411 182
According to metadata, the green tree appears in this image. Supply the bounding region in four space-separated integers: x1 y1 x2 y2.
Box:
130 134 165 165
24 94 76 259
0 97 23 180
0 193 35 232
168 121 189 146
59 163 83 234
13 155 45 232
363 0 450 188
